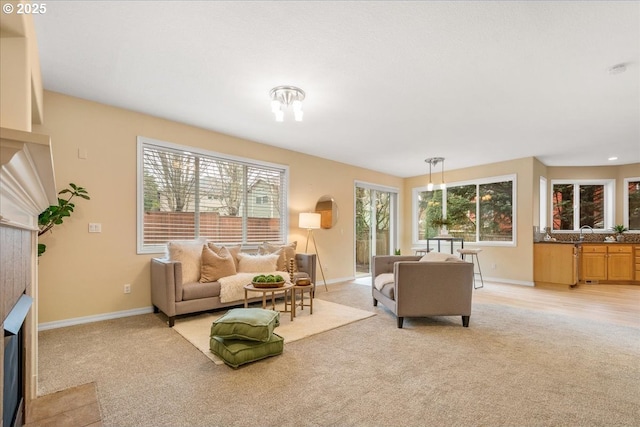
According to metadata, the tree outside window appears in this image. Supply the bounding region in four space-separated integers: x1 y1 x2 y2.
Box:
138 139 287 253
552 182 605 230
415 176 515 243
446 185 475 241
627 179 640 230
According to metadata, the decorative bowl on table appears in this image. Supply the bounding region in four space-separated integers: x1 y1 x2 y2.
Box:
252 280 285 288
295 278 311 286
251 274 286 288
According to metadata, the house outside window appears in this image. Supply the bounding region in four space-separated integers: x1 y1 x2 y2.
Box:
551 180 614 231
624 177 640 231
413 174 515 245
137 136 288 254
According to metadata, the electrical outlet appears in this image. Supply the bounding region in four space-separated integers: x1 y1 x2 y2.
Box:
124 284 131 294
492 263 497 270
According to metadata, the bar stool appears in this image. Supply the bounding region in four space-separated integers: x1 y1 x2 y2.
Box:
457 248 484 289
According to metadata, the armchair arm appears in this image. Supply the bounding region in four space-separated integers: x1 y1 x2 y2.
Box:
372 255 422 278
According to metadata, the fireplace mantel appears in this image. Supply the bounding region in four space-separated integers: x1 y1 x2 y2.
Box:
1 126 56 425
0 127 57 230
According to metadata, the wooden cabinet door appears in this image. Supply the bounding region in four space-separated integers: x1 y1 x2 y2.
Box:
607 245 633 281
635 246 640 281
534 244 576 285
581 245 607 281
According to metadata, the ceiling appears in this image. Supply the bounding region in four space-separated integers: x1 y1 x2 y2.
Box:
33 1 639 178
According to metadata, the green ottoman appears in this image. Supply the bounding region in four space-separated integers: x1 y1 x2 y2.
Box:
210 333 284 368
210 308 284 368
210 308 280 342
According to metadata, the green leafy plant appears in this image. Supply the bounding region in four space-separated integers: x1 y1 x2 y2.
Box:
430 216 451 230
38 183 90 256
612 224 628 234
394 249 401 255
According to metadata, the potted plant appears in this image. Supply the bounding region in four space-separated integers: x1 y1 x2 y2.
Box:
612 224 628 242
38 183 90 256
430 217 451 237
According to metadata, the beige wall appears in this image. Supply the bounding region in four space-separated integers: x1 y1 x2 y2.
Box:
403 157 537 285
0 10 43 130
33 91 403 324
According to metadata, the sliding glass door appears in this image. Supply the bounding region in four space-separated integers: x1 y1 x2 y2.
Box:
355 183 398 275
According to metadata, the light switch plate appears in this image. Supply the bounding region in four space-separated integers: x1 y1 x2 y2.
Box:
88 223 101 233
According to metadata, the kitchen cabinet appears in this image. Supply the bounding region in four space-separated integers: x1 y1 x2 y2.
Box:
636 246 640 282
581 245 607 281
534 243 577 285
580 244 634 283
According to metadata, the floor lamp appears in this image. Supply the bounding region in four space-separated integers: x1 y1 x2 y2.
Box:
299 212 328 291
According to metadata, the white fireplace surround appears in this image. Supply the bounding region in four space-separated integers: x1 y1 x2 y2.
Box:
0 127 57 230
1 126 57 418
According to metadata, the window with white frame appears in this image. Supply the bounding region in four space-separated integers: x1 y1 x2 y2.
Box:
551 179 614 231
137 137 288 254
413 175 515 244
539 176 547 231
624 177 640 231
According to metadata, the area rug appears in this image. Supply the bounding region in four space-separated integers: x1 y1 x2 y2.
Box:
172 299 375 364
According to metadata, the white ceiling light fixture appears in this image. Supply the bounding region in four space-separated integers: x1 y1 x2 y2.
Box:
269 86 305 122
425 157 446 191
608 63 627 75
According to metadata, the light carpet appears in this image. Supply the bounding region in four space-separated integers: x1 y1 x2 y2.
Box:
172 298 375 364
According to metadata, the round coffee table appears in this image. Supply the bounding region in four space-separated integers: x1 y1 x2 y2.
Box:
244 282 294 321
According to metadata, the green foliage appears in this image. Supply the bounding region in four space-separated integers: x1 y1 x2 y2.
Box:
394 249 401 255
38 183 90 256
612 224 628 234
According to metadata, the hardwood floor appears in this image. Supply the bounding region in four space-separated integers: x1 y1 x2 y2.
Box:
473 281 640 328
24 383 101 427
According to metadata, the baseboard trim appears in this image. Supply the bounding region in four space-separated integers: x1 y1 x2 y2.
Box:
484 277 535 287
38 306 155 331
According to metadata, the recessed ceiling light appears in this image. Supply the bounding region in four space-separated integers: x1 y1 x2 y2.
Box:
608 156 618 161
608 63 627 75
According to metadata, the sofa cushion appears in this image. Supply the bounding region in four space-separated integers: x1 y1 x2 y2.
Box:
167 239 206 285
374 273 394 291
419 252 465 263
236 253 279 273
200 245 236 283
210 333 284 368
210 308 280 342
258 241 298 272
182 281 220 301
374 273 395 300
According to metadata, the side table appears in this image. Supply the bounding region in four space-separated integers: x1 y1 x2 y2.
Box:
292 283 314 318
244 282 294 321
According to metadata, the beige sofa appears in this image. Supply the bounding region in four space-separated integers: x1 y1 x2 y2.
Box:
371 254 474 328
151 253 316 327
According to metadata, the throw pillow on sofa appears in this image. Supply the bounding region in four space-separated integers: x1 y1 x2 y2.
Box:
419 252 465 263
200 245 237 283
237 253 279 273
258 241 298 272
167 238 207 284
208 242 242 270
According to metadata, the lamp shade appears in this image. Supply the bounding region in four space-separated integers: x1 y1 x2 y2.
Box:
299 212 321 229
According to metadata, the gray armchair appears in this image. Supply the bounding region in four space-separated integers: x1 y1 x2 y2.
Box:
371 255 474 328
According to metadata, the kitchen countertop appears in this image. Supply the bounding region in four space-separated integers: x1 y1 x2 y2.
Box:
535 240 630 244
